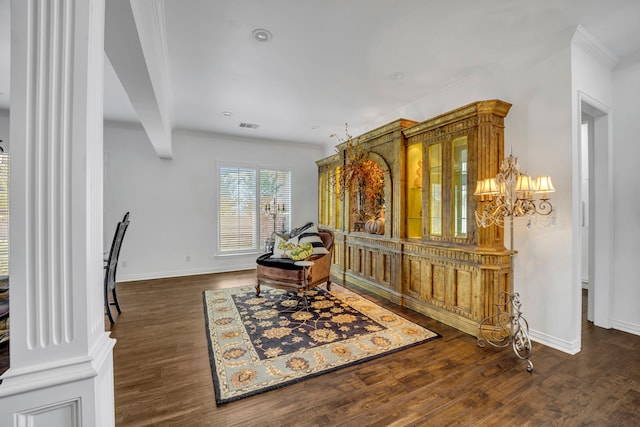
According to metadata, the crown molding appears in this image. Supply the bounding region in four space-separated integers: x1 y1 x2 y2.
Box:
571 25 619 70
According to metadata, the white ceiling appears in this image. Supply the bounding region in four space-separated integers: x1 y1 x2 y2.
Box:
3 0 640 152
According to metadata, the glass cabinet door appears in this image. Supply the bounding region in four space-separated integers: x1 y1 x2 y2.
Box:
407 144 422 238
333 166 341 229
319 171 327 225
428 143 442 236
317 166 342 229
452 136 468 238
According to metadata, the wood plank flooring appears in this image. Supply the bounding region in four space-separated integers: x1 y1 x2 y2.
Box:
108 271 640 426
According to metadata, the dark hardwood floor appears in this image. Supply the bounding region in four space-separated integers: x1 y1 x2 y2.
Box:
108 272 640 426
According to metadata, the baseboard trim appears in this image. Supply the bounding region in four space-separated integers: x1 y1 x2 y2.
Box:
117 264 257 282
529 329 581 355
612 319 640 336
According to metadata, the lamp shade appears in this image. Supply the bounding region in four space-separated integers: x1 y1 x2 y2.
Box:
535 176 555 193
474 179 486 196
515 175 536 193
486 178 500 195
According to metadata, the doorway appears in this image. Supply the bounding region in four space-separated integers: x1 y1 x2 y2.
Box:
579 96 613 335
580 113 593 326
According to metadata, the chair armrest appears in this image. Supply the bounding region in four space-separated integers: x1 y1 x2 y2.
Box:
308 251 332 281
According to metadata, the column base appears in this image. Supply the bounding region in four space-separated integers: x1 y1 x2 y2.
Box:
0 333 116 427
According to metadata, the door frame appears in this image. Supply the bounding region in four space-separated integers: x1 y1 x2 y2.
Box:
575 91 613 337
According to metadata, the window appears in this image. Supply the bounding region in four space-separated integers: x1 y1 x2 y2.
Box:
218 166 291 254
219 167 257 252
259 169 291 237
0 152 8 275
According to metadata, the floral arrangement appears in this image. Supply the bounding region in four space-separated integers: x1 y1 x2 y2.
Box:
330 124 384 219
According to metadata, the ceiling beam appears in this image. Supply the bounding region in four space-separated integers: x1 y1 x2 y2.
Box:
105 0 173 159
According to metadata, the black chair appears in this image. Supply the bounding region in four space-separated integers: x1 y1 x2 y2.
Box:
104 212 130 324
0 276 8 345
0 275 8 346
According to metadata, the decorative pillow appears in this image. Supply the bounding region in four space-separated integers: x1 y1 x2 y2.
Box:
289 243 314 261
271 235 298 259
274 231 290 241
296 223 329 256
289 222 314 239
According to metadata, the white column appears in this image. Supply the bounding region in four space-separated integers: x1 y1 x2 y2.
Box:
0 0 115 426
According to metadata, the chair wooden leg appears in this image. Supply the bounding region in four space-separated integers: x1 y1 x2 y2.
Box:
326 279 332 291
255 284 261 297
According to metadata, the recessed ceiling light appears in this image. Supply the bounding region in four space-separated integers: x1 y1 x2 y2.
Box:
222 111 233 117
389 72 404 80
252 28 273 42
312 125 319 130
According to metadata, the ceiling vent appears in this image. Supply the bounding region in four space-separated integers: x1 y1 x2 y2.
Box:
239 122 261 129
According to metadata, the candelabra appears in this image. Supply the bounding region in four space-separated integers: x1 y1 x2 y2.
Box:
263 197 288 234
474 152 555 372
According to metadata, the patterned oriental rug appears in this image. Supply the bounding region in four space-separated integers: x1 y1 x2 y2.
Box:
203 284 441 404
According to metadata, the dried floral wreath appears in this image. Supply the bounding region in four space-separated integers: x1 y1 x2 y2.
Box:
330 124 384 219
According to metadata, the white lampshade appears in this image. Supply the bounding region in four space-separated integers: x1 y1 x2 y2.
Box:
535 176 555 193
486 178 500 195
474 179 486 196
515 175 536 193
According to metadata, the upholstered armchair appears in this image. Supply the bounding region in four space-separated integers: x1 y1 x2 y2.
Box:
255 226 334 297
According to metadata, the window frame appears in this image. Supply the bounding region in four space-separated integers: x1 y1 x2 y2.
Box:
216 163 292 256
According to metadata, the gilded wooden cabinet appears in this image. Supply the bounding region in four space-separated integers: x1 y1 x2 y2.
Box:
316 100 513 336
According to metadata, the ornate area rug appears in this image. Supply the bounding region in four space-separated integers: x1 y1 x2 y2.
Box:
203 284 440 404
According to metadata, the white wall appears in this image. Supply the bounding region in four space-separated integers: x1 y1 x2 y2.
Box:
104 125 324 281
612 58 640 335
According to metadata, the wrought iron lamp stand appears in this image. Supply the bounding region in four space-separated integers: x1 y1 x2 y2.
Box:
477 216 534 372
475 152 555 373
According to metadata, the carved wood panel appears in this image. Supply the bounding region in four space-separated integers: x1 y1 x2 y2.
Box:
431 264 446 305
455 269 472 314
